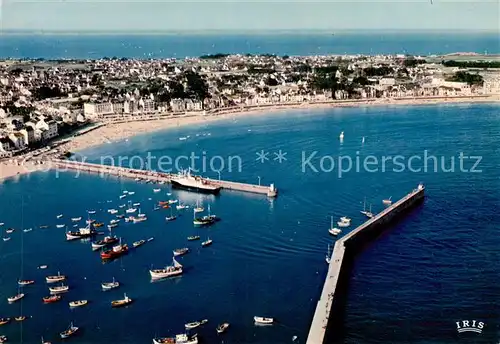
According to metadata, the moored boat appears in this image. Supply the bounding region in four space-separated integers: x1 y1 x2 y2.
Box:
166 216 177 222
56 224 65 229
49 284 69 294
6 228 14 234
173 248 189 256
101 241 128 260
185 319 207 330
43 295 61 303
111 293 133 308
187 236 200 241
101 277 119 290
133 239 146 248
153 188 161 193
171 169 221 195
216 322 230 334
7 293 24 303
153 333 198 344
87 210 96 214
107 223 119 229
132 216 147 223
92 236 119 250
66 226 97 241
0 318 10 326
71 217 82 222
176 204 187 210
38 264 48 269
56 214 63 219
328 216 342 236
94 222 104 228
254 316 274 324
3 237 10 242
46 272 65 283
14 315 27 321
69 300 88 308
59 322 78 339
149 257 183 279
18 279 35 286
201 237 213 247
0 335 6 343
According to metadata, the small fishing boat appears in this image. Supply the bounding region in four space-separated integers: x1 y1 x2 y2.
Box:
158 201 169 206
71 217 82 222
184 319 208 330
18 279 35 286
3 237 10 242
173 248 189 256
216 322 230 334
69 300 88 308
194 200 204 213
153 334 198 344
383 197 392 206
166 215 177 222
125 208 137 214
340 216 351 223
149 257 183 279
116 214 125 219
6 228 14 234
0 336 7 343
201 237 213 247
108 209 118 214
193 217 214 227
254 316 274 324
94 222 104 228
119 204 126 208
101 241 128 260
101 277 119 290
7 293 25 303
339 131 344 140
56 214 63 219
147 237 154 242
0 223 3 226
43 295 61 303
107 223 119 229
133 239 146 248
132 216 147 223
56 224 65 229
86 219 96 224
162 204 170 209
23 228 33 232
111 293 133 308
15 316 27 321
176 204 187 210
39 225 49 229
153 206 160 211
337 220 350 228
38 265 48 269
49 284 69 294
153 188 161 193
87 210 96 214
59 322 79 339
187 235 200 241
119 194 127 199
72 224 78 228
128 192 135 195
110 219 120 225
166 193 172 196
66 226 97 241
41 336 51 344
92 236 119 250
46 272 65 283
168 199 178 205
133 202 141 207
0 318 10 326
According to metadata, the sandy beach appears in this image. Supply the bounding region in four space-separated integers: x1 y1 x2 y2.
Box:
1 95 498 182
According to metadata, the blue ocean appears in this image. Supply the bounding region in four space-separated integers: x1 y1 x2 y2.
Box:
0 103 498 343
0 31 499 59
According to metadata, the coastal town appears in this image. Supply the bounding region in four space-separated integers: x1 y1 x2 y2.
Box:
0 53 499 174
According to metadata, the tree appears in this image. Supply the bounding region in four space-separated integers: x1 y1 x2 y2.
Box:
185 71 210 106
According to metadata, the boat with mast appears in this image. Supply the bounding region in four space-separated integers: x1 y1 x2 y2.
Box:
194 199 204 213
111 293 133 308
153 333 198 344
184 319 208 330
10 203 27 304
92 226 118 251
46 271 65 283
149 257 183 279
328 216 341 236
49 284 69 294
201 237 213 247
101 239 129 260
216 322 230 334
325 244 332 264
66 221 97 241
166 207 177 221
43 295 61 303
101 277 120 290
383 196 392 206
59 322 79 339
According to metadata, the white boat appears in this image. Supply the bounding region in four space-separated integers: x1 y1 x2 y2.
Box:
133 202 141 207
185 319 208 330
101 277 120 290
38 265 48 269
326 244 332 264
173 248 189 256
119 204 126 208
168 199 178 205
119 194 127 199
216 322 230 334
153 189 161 193
339 131 344 140
23 228 32 233
337 220 350 228
340 216 351 223
171 169 221 195
179 137 187 141
88 210 96 214
71 217 82 222
149 257 183 279
383 197 392 206
360 197 370 217
110 219 120 225
46 272 65 283
153 333 198 344
56 214 63 219
3 237 10 242
108 223 119 229
194 200 204 213
126 208 137 214
328 216 342 236
133 216 147 223
166 193 172 196
108 209 118 214
176 204 187 210
69 300 88 308
364 203 374 219
201 237 213 247
128 192 135 195
0 223 4 226
49 284 69 294
254 316 274 324
60 322 79 339
7 293 24 303
56 224 65 228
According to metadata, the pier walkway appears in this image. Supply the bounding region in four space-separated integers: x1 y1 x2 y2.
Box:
51 159 278 197
306 184 425 344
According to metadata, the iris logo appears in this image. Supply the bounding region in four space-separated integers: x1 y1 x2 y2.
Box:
456 320 485 334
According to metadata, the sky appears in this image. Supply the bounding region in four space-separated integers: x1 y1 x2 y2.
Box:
0 0 499 32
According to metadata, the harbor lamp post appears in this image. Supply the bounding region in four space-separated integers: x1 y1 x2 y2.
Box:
258 176 261 186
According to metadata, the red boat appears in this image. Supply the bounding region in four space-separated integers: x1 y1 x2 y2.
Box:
101 243 128 260
43 295 61 303
158 201 169 206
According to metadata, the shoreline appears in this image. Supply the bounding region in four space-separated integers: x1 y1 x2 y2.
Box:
1 95 498 182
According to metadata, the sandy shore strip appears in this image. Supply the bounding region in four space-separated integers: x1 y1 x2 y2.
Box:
1 94 499 182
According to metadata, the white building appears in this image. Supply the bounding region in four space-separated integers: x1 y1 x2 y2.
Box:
83 102 114 118
36 119 58 140
19 127 35 146
8 132 26 150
